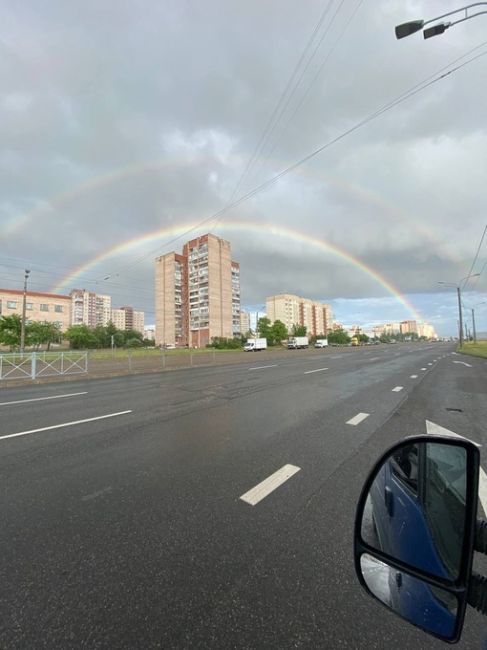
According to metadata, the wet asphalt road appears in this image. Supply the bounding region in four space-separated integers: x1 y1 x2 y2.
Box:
1 342 486 648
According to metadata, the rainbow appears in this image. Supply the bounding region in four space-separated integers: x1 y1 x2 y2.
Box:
1 155 463 275
49 220 422 320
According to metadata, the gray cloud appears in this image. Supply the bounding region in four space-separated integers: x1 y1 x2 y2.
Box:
1 0 486 335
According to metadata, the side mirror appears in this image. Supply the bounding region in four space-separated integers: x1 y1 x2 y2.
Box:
354 436 479 642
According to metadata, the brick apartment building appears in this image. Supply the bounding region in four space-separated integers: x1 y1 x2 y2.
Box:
111 306 145 335
155 233 241 347
266 293 332 336
70 289 111 328
0 288 71 331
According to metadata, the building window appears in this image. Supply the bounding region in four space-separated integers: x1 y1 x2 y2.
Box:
7 301 17 309
40 304 49 312
26 302 33 310
55 305 63 313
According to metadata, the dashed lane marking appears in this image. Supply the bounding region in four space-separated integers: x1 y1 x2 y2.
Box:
248 365 278 371
0 391 88 406
0 410 133 442
240 464 301 506
304 367 329 375
346 412 370 426
392 386 404 392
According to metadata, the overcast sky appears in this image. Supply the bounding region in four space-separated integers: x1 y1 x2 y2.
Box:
1 0 486 336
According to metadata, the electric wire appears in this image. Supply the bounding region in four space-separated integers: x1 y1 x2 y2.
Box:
462 223 487 290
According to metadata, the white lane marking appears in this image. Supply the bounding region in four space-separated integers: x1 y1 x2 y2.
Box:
452 352 459 355
410 375 418 379
426 420 486 515
0 391 88 407
368 357 381 362
347 412 370 426
304 367 328 375
248 364 278 371
0 411 133 442
392 386 403 392
421 367 427 371
428 363 433 366
240 464 301 506
453 361 473 368
330 355 343 358
81 486 113 502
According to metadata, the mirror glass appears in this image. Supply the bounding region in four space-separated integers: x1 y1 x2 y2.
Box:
360 554 458 639
361 442 467 580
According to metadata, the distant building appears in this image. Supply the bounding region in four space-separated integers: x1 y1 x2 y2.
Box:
240 310 251 335
400 320 418 335
155 233 240 347
111 306 145 335
266 294 332 336
144 327 155 341
70 289 111 328
0 288 71 331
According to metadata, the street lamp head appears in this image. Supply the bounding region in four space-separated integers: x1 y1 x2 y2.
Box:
423 22 451 39
395 19 425 39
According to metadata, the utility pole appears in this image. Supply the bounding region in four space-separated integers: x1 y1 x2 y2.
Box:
457 286 464 348
472 308 477 344
20 269 30 354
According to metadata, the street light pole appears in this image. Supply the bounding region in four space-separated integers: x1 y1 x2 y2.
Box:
438 273 480 347
395 3 487 40
472 308 477 343
20 269 30 355
457 286 464 348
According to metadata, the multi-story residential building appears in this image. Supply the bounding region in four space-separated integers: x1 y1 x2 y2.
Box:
266 294 332 336
240 310 251 336
155 233 240 347
400 320 418 335
0 288 71 331
111 306 145 335
70 289 111 328
144 327 155 341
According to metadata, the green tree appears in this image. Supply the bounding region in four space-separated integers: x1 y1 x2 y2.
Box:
257 317 272 342
0 314 23 350
271 319 288 344
358 333 369 344
64 325 99 349
327 329 351 345
28 321 62 350
291 323 307 336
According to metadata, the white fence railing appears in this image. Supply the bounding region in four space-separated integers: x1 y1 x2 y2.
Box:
0 352 88 381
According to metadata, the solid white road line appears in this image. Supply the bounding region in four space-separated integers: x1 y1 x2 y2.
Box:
392 386 403 392
248 365 278 370
453 361 473 368
0 410 133 442
426 420 487 515
240 464 301 506
0 391 88 407
346 412 370 426
410 375 418 379
304 367 328 375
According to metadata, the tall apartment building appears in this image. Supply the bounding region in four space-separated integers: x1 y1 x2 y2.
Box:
111 306 145 335
0 288 71 331
240 310 251 335
155 233 240 347
70 289 111 328
266 294 332 336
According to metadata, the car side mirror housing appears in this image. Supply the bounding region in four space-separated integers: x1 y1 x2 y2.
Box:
354 435 479 642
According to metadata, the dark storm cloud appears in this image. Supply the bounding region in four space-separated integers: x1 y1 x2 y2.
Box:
1 0 486 334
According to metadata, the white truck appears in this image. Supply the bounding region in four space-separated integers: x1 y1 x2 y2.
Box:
314 338 328 348
287 336 309 349
244 338 267 352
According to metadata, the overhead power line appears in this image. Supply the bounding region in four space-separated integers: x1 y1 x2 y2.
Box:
228 0 337 205
98 42 487 285
463 222 487 290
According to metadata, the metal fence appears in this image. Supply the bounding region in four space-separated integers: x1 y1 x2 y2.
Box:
0 352 88 381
